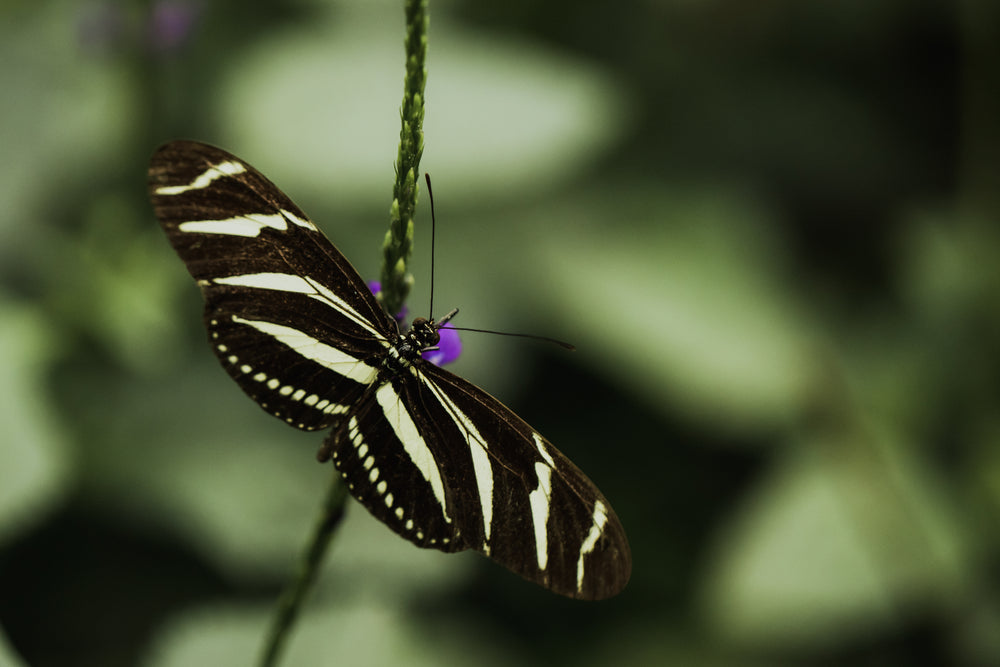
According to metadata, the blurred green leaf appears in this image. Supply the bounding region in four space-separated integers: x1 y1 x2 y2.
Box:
0 624 29 667
144 597 524 667
897 208 1000 331
218 8 627 206
0 298 71 548
700 425 969 649
518 182 814 433
0 4 131 255
51 194 185 373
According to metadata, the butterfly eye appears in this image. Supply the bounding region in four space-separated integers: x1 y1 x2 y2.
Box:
421 323 461 366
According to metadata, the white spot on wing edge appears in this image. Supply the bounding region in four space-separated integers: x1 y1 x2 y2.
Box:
528 461 553 571
155 160 246 195
375 383 451 523
576 500 609 593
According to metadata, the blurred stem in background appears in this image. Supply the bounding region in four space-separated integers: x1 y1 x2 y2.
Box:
258 1 428 665
258 478 349 667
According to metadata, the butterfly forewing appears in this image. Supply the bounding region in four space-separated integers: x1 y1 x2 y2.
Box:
150 141 395 429
408 363 630 599
149 140 631 600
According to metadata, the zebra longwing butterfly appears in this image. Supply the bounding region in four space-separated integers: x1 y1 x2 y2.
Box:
148 140 631 600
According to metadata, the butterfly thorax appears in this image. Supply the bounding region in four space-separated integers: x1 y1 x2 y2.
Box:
383 316 442 375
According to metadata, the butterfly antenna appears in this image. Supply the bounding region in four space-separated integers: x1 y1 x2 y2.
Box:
425 172 437 321
450 326 576 351
421 173 574 352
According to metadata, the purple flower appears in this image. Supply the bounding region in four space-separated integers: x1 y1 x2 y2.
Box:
421 323 462 366
77 1 199 55
148 0 199 53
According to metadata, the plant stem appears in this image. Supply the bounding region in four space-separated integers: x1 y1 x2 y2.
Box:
259 474 350 667
258 3 430 665
381 0 429 318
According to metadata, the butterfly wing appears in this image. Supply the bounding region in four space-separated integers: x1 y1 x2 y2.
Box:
150 140 631 599
323 360 632 600
149 140 395 431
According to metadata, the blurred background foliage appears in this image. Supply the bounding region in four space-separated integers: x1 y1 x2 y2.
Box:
1 0 998 665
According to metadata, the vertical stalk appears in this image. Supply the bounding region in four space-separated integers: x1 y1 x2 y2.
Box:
381 0 429 317
258 4 430 665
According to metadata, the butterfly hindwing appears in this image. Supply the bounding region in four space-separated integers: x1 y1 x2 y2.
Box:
321 376 467 552
321 361 631 599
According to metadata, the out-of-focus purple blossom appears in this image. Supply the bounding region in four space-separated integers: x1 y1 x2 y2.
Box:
421 323 462 366
77 1 199 55
148 0 199 53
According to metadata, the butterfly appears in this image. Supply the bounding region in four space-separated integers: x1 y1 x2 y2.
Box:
148 140 631 599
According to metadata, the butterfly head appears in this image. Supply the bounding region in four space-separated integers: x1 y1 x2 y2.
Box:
407 317 441 351
408 309 457 349
392 309 461 370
